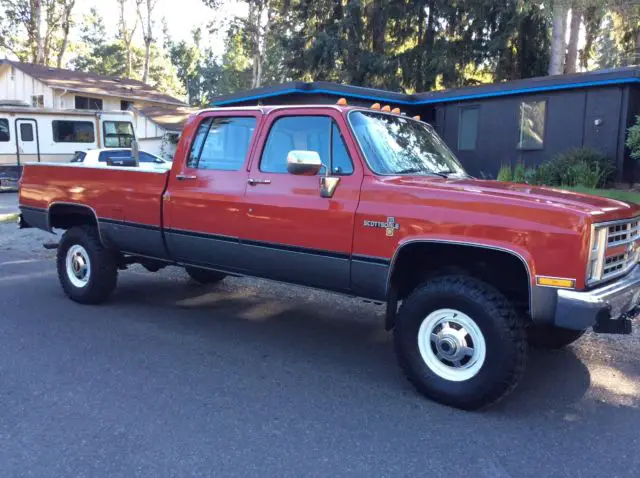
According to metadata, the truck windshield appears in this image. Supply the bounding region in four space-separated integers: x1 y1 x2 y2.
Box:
348 110 467 177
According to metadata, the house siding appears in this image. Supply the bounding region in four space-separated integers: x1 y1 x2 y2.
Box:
0 67 55 107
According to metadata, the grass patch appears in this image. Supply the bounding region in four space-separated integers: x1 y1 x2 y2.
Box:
0 212 18 224
560 186 640 204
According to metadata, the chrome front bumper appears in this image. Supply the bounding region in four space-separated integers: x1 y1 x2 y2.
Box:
554 266 640 334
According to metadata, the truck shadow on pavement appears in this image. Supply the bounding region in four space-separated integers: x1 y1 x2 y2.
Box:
105 270 632 418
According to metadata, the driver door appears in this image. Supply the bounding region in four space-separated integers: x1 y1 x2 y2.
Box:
241 109 363 292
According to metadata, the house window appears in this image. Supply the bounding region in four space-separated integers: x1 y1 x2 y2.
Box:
10 66 15 80
120 100 133 111
31 95 44 107
52 121 95 143
0 119 9 142
103 121 135 147
518 100 546 150
75 96 103 110
458 107 479 151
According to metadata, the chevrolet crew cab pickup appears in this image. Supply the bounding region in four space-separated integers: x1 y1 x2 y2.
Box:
18 104 640 410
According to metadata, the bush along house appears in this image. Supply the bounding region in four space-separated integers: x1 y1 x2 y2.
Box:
210 67 640 183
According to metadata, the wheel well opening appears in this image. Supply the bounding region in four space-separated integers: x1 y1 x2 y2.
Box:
390 243 531 315
49 204 97 230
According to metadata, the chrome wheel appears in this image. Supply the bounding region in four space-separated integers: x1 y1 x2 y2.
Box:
417 308 486 382
65 244 91 288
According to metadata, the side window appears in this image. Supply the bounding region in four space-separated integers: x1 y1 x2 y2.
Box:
458 106 479 151
0 119 9 142
261 116 353 175
187 118 212 168
139 152 158 163
98 150 130 162
189 117 256 171
331 123 354 174
52 121 95 143
518 100 546 150
20 123 34 142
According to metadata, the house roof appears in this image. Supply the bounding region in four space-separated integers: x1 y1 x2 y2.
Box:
133 105 196 132
210 66 640 107
0 60 187 106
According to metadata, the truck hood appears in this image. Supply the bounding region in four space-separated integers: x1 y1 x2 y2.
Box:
385 176 640 221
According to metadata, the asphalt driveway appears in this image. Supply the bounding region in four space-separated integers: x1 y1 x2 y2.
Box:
0 223 638 477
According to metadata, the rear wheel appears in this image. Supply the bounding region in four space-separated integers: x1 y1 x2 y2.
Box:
394 275 527 410
185 267 227 284
527 324 586 349
56 226 118 304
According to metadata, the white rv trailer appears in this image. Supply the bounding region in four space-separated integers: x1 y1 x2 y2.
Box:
0 106 136 184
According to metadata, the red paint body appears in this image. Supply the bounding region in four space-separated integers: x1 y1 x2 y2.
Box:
19 105 640 291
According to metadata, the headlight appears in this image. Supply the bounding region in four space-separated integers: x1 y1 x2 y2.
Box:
587 226 607 283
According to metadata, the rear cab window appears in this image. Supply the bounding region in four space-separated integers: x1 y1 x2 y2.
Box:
187 116 257 171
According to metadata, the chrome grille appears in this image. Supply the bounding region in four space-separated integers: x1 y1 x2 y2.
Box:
607 220 639 247
599 217 639 282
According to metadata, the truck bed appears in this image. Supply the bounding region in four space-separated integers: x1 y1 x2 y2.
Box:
19 163 170 258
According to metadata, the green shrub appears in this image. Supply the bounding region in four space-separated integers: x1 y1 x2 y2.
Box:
524 167 538 185
626 115 640 160
513 162 526 183
533 148 614 188
497 164 513 182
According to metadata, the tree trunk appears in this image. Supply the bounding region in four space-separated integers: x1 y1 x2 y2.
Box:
580 6 602 70
635 28 640 66
57 0 76 68
370 0 386 54
549 1 569 75
33 0 44 64
138 0 155 84
564 6 581 74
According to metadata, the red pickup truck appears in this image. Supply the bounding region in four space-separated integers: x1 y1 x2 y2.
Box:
18 103 640 410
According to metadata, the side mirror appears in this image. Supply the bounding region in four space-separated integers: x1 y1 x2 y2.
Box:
287 150 322 176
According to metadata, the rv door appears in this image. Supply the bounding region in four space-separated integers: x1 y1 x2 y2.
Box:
15 119 40 164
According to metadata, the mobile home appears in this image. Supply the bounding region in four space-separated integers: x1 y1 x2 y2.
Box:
0 107 136 183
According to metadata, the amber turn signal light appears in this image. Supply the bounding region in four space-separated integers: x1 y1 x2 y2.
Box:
536 276 575 289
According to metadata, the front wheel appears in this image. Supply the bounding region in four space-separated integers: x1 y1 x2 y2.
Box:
394 275 527 410
56 226 118 304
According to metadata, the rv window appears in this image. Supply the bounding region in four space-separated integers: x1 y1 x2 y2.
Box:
518 100 546 150
52 121 95 143
0 119 9 142
75 96 103 110
103 121 135 148
20 123 34 142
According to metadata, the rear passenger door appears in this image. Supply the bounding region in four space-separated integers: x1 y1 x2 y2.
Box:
241 110 363 292
163 112 259 271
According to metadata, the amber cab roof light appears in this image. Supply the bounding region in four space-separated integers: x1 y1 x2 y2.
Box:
336 98 348 106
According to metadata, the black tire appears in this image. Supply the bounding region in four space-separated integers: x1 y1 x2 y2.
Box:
56 226 118 304
394 275 527 411
185 267 227 284
527 324 585 349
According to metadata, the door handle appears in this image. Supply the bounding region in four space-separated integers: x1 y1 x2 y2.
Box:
176 174 197 181
247 178 271 186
